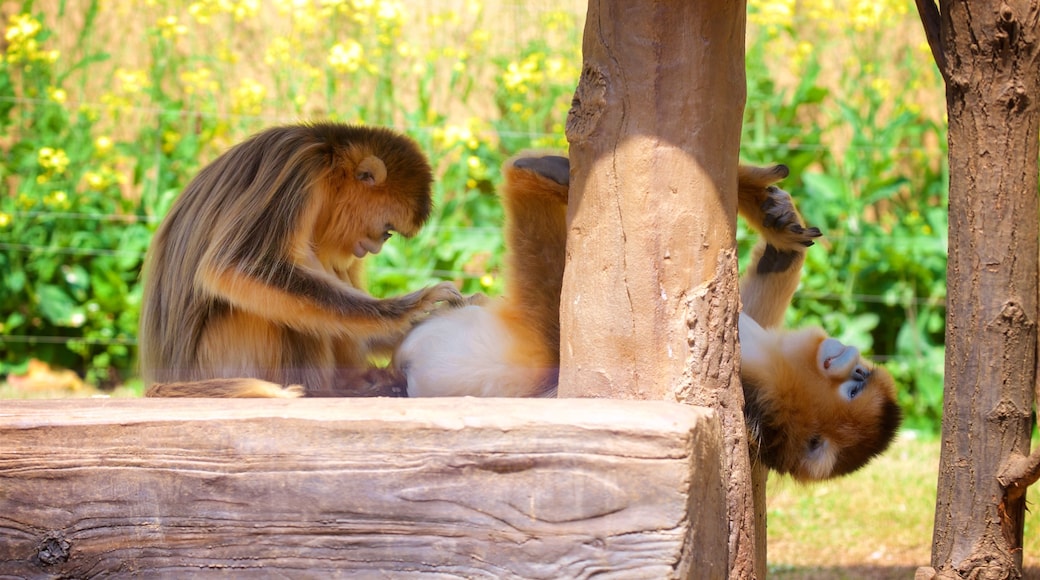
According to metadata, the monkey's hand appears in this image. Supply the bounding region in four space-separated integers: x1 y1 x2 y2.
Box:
465 292 491 306
758 186 823 251
405 281 465 315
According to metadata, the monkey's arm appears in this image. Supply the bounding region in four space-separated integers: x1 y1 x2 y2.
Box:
198 260 461 338
737 164 821 329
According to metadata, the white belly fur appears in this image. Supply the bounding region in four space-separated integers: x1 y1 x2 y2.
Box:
396 304 546 398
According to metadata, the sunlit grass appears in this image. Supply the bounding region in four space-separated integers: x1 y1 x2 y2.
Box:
768 433 1040 576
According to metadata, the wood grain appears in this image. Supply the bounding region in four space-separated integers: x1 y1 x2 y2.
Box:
0 398 725 578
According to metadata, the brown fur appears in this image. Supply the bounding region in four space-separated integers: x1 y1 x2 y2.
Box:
141 122 462 398
494 155 570 391
396 154 901 481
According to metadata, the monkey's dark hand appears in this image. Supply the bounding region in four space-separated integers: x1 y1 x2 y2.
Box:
760 186 823 250
415 281 466 311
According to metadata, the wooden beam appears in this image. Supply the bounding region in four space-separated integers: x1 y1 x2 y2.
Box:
0 398 726 578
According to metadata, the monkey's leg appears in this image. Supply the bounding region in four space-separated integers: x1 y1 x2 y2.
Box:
737 165 822 328
499 154 570 359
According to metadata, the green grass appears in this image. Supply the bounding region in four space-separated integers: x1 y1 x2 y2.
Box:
768 434 1040 577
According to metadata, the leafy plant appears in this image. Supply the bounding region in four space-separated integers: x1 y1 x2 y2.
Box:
0 1 952 432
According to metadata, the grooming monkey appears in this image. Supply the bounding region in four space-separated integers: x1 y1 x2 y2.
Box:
395 154 902 481
141 123 462 398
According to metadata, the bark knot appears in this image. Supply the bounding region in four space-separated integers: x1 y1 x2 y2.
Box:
985 300 1034 335
995 2 1019 50
35 532 71 566
566 64 607 145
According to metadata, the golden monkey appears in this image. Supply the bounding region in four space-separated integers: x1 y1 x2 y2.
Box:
140 123 462 398
394 154 902 481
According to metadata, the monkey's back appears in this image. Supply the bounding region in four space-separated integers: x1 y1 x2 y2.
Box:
138 125 325 385
139 122 437 389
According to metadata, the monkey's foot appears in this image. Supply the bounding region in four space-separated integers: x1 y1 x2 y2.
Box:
760 186 823 249
513 155 569 187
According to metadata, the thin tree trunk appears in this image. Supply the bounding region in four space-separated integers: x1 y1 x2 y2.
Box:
916 1 1040 577
561 0 756 576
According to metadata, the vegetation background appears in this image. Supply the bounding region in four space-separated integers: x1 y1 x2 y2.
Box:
0 0 1036 575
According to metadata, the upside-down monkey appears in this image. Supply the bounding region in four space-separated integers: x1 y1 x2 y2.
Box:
394 153 902 481
140 123 462 398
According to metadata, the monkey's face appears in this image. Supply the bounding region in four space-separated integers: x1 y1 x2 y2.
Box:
743 327 902 481
315 177 425 263
352 225 394 258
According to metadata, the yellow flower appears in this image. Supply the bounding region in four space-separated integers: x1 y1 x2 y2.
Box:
156 15 187 39
95 136 113 153
748 0 795 29
469 29 490 53
188 2 213 25
47 87 67 103
230 0 261 22
180 67 218 95
870 77 892 100
4 13 54 64
45 190 69 209
162 130 181 153
232 78 267 116
480 274 494 288
0 212 11 228
115 68 149 94
38 147 70 173
328 40 364 73
265 37 293 66
5 13 41 43
84 171 107 189
376 1 404 24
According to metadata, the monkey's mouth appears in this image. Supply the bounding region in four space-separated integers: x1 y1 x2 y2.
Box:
818 338 859 375
823 349 846 369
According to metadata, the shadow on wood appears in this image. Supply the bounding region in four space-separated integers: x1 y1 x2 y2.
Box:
0 398 725 578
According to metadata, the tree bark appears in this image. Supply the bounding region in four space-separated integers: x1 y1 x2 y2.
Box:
916 1 1040 577
560 0 756 576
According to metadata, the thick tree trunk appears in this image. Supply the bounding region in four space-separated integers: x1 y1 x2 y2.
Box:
560 0 756 576
916 1 1040 577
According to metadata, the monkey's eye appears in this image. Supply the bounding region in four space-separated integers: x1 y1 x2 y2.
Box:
807 435 823 453
839 378 865 401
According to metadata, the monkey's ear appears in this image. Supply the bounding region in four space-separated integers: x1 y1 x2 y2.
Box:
356 156 388 186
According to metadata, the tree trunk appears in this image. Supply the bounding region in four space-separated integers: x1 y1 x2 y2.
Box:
916 1 1040 577
561 0 756 576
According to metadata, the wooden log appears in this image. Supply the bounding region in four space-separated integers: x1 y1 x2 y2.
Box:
0 398 725 578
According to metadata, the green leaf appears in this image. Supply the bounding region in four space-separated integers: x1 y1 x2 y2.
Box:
35 284 84 327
